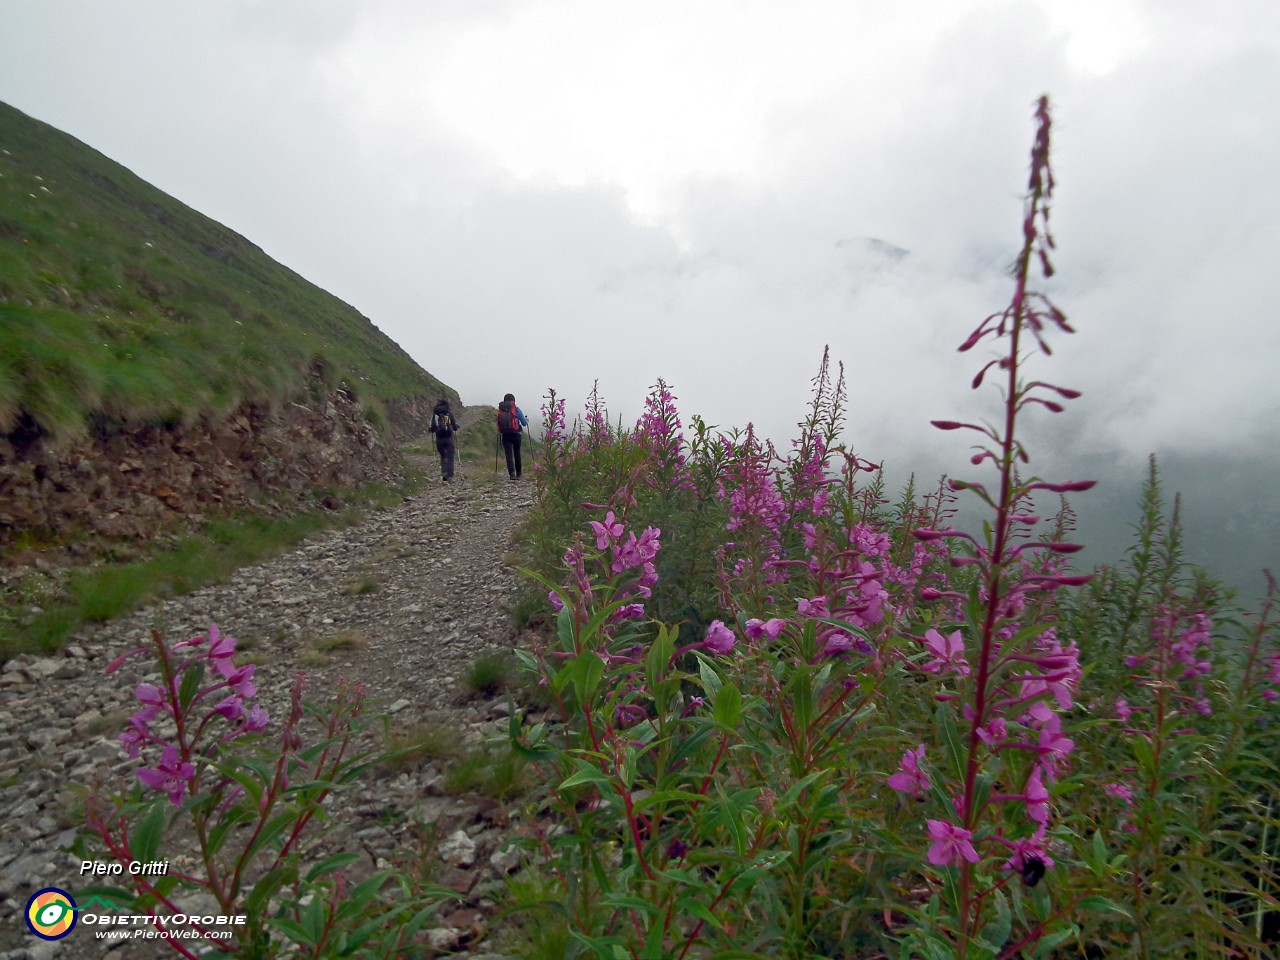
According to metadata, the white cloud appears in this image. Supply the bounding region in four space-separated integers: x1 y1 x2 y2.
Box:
0 0 1277 482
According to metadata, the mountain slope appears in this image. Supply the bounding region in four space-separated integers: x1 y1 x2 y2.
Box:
0 100 451 440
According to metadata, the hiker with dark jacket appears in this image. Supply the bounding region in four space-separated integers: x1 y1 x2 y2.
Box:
496 393 529 480
429 398 460 482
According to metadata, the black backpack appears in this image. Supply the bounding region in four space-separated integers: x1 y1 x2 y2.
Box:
432 411 455 437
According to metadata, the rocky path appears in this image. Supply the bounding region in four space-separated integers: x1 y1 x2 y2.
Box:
0 447 542 959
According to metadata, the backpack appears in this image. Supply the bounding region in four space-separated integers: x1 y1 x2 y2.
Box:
496 402 521 435
432 411 455 437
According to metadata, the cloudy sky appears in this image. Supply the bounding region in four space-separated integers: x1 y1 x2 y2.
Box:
2 0 1278 575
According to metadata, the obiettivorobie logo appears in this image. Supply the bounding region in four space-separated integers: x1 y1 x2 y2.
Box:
24 888 78 941
23 886 246 944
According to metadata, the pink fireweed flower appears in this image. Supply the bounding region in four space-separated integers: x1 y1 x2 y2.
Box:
887 745 930 798
1024 767 1051 826
212 694 245 722
926 819 980 867
1114 698 1133 720
704 620 737 655
976 716 1008 747
921 629 970 677
136 682 166 711
243 705 269 733
610 603 646 623
822 631 856 657
137 745 196 805
796 596 829 618
1105 783 1136 803
548 590 565 612
217 662 257 699
744 618 787 641
1036 714 1075 777
1104 782 1134 806
207 623 236 663
118 715 151 759
850 523 891 558
588 511 624 550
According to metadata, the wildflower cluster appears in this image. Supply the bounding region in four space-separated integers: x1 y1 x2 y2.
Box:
511 98 1279 959
80 626 455 959
114 625 268 804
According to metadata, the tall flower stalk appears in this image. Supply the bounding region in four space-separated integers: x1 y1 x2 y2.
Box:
908 95 1095 958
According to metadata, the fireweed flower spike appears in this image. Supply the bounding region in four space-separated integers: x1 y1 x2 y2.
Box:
904 99 1092 957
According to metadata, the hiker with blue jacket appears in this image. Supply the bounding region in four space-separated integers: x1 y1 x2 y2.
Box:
429 398 460 482
496 393 528 480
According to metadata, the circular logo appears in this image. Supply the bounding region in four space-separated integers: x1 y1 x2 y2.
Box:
25 887 78 941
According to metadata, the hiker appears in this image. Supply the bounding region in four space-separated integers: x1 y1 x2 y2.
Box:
429 398 459 482
496 393 529 480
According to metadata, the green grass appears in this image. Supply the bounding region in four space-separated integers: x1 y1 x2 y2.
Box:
312 628 367 654
384 722 463 770
340 577 382 596
0 474 423 659
462 653 517 698
0 101 455 440
443 745 528 801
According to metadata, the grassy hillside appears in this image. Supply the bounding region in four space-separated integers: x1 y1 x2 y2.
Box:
0 100 451 440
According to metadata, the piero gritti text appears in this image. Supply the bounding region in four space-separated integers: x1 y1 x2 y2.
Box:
79 859 171 877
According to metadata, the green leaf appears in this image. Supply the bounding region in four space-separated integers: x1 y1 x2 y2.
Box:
631 788 705 813
641 909 668 958
986 888 1012 952
1130 735 1155 775
560 765 611 789
243 811 296 864
208 766 263 813
1076 896 1131 918
646 624 674 696
713 682 742 730
1087 828 1108 878
305 852 361 882
245 865 296 918
697 655 723 699
570 650 606 706
300 895 330 947
206 806 254 859
272 916 314 947
349 869 396 903
1030 923 1079 958
602 894 659 915
779 770 828 808
683 899 726 932
936 702 967 782
557 604 574 652
130 799 166 866
177 660 205 712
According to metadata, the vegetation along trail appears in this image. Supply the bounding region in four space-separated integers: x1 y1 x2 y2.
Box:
0 442 539 959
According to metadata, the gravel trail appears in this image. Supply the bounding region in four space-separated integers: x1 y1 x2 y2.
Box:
0 444 540 959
